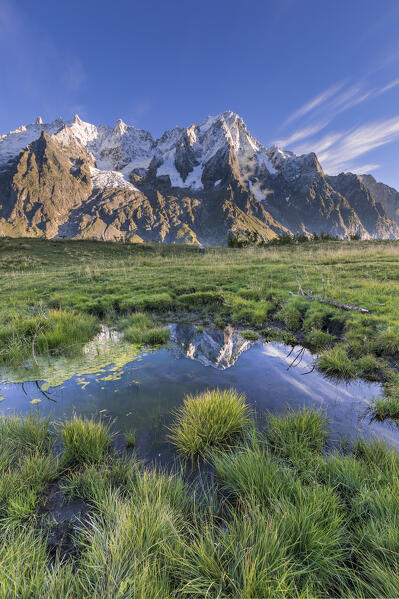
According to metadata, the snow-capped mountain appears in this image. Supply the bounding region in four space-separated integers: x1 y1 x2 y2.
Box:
0 111 398 244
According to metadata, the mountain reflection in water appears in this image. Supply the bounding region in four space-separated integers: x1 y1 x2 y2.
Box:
0 323 398 462
169 324 254 369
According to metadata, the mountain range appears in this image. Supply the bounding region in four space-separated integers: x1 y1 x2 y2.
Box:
0 111 398 245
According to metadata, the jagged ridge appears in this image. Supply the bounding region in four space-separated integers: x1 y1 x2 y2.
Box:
0 111 398 244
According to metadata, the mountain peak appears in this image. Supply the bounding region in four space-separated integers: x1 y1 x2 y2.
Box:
219 110 242 121
1 111 399 245
113 118 128 135
35 116 43 125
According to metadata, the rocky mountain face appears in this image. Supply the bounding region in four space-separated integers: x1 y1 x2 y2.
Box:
1 111 398 244
358 174 399 226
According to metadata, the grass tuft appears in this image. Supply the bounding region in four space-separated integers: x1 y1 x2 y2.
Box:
212 441 297 507
168 388 250 459
317 345 357 380
268 407 327 456
371 395 399 421
125 429 136 448
240 329 259 340
123 312 170 346
60 414 112 468
0 413 52 465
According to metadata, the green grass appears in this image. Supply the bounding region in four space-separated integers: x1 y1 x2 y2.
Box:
0 526 77 598
0 308 99 368
241 329 259 340
371 395 399 421
212 442 297 507
123 312 170 346
305 327 334 350
1 237 399 418
178 290 224 308
125 429 136 448
317 345 358 380
168 388 251 459
0 413 52 463
60 414 112 467
0 409 398 596
373 327 399 356
275 303 302 331
267 407 328 457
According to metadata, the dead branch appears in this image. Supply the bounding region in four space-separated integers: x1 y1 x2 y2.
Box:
35 380 56 402
289 291 370 313
301 364 316 375
287 346 305 370
290 265 370 314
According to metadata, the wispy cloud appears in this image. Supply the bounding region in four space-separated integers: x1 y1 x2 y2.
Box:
277 76 399 174
274 121 328 147
349 163 380 174
282 81 345 126
276 81 376 148
375 76 399 95
327 84 375 114
306 116 399 174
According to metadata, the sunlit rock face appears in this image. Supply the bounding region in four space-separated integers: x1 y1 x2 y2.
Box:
169 324 254 369
1 111 399 243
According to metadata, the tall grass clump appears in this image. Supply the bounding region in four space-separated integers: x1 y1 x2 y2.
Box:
174 485 348 597
267 407 327 471
169 388 250 459
123 312 170 346
0 309 99 367
348 480 399 596
0 452 58 527
35 309 99 355
174 508 297 598
60 414 112 467
317 453 372 508
353 437 399 479
0 527 77 598
77 488 183 598
371 395 399 422
0 413 52 465
373 327 399 356
317 345 357 380
275 484 349 594
212 442 297 507
305 328 334 350
275 301 303 331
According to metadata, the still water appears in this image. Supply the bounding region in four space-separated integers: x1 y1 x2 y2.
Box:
0 324 397 462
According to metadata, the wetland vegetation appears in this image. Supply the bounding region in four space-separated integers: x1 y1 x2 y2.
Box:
1 400 399 597
1 237 399 596
1 237 398 419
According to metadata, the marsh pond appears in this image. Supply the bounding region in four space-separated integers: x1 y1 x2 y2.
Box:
0 322 397 462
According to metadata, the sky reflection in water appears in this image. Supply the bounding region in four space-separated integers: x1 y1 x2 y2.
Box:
0 324 396 462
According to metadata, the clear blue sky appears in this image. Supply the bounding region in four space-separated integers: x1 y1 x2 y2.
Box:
1 0 399 187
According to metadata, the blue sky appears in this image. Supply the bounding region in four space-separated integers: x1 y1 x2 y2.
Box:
1 0 399 187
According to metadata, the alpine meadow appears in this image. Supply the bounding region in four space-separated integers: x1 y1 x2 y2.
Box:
2 0 399 597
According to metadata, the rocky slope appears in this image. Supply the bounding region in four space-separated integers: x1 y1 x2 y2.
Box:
358 174 399 226
0 111 398 244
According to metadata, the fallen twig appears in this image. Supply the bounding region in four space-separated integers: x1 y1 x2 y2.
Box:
291 264 370 313
289 291 370 313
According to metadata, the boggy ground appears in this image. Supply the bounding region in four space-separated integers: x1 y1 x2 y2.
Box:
1 237 399 420
1 392 399 598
